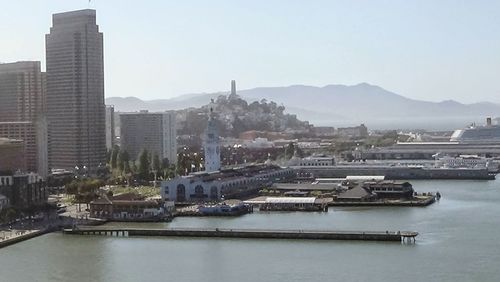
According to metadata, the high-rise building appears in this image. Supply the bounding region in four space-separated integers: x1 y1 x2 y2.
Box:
0 121 48 177
120 111 177 164
0 62 48 177
0 138 26 172
105 105 115 150
0 61 45 122
45 9 106 171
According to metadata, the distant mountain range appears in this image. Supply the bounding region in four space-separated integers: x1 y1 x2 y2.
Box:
106 83 500 130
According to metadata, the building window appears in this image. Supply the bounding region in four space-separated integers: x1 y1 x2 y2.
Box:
194 185 204 199
176 184 186 202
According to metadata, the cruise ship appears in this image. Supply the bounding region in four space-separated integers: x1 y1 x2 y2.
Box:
450 117 500 143
289 155 496 180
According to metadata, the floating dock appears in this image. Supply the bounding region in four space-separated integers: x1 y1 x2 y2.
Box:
63 227 418 243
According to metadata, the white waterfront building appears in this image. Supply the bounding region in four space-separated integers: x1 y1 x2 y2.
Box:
160 164 294 202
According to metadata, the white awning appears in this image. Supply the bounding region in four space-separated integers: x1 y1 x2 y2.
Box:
264 197 317 204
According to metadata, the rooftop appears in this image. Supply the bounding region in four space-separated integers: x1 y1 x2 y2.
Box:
265 197 317 204
183 163 285 183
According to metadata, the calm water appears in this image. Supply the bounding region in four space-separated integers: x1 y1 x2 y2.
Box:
1 180 500 282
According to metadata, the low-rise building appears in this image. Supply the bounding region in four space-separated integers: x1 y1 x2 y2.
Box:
362 180 414 198
337 180 414 201
288 155 335 167
90 193 165 220
337 124 368 138
161 164 295 202
239 130 290 141
0 172 47 210
337 185 376 202
313 126 336 137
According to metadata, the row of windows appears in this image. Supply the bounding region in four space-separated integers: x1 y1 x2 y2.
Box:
299 162 333 166
0 177 12 186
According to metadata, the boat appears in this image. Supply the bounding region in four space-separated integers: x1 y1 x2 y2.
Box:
198 202 252 216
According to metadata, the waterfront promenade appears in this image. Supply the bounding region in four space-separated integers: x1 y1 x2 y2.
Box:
63 226 418 242
0 210 106 249
0 229 52 249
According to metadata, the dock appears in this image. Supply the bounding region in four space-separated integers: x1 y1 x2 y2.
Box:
63 226 418 243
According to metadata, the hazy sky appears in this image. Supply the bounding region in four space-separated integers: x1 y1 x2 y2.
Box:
1 0 499 103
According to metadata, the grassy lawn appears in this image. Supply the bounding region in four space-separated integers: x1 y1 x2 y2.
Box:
109 185 161 198
62 194 75 205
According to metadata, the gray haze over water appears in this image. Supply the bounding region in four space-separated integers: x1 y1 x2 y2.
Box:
1 180 499 281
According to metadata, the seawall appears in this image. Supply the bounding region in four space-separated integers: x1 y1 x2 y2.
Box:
0 228 53 249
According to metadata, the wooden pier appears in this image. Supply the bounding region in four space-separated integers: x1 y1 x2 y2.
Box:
63 226 418 243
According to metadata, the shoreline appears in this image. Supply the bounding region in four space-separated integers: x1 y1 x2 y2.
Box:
0 228 54 249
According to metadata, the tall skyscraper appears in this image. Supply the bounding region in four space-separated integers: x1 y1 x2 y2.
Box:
0 61 44 122
120 111 177 165
0 62 48 177
45 9 106 171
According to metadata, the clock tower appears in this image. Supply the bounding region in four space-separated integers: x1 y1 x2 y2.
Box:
204 103 221 172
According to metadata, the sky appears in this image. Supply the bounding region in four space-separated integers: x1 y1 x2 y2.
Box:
1 0 499 103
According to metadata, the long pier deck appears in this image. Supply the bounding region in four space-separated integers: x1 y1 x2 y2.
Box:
63 226 418 242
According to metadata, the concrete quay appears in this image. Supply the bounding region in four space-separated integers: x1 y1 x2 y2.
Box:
63 226 418 242
0 228 54 249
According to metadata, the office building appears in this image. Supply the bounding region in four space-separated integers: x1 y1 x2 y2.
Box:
0 61 45 122
0 121 48 176
0 62 48 177
45 9 106 171
120 111 177 164
105 105 115 150
0 138 26 172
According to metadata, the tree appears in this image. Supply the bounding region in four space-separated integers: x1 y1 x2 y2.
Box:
177 153 190 176
106 148 112 164
123 160 131 174
151 153 162 186
152 153 161 173
117 150 129 173
164 164 176 179
110 145 120 169
138 149 151 180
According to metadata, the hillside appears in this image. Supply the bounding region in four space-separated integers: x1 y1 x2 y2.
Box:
106 83 500 129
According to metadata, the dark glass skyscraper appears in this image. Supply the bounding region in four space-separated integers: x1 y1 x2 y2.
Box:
45 9 106 171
